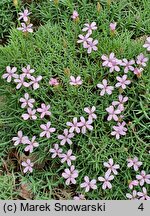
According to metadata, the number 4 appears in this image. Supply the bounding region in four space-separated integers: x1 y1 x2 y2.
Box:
138 203 144 211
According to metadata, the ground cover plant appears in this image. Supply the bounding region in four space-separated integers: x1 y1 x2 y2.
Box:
0 0 150 200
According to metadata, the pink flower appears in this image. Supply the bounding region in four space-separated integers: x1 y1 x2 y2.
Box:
104 158 120 175
17 23 33 33
136 53 148 67
18 9 31 22
58 129 74 145
37 103 51 119
111 121 127 139
112 94 128 111
69 76 82 86
109 22 117 31
60 149 76 166
85 38 98 54
62 165 78 185
40 122 56 138
115 75 131 89
137 187 150 200
22 65 35 79
101 53 116 67
78 116 93 134
77 33 91 48
106 105 121 121
136 170 150 186
73 194 85 200
66 117 81 133
12 130 28 146
80 176 97 192
127 157 142 171
121 59 135 73
49 144 62 158
22 108 37 120
97 79 114 96
24 136 39 153
82 22 97 34
129 180 139 189
143 37 150 51
14 74 29 89
98 172 114 190
126 190 138 200
71 10 79 20
22 159 34 173
29 75 42 90
133 68 143 77
2 66 18 82
19 93 35 108
84 106 97 120
49 78 59 86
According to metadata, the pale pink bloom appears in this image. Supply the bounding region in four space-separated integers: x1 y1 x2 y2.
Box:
19 93 35 108
109 22 117 31
85 38 98 54
14 74 29 89
62 165 78 185
12 130 28 146
73 194 85 200
49 144 62 158
127 157 142 171
115 75 131 89
133 68 143 76
78 116 93 134
136 171 150 186
37 103 51 119
58 129 74 145
98 172 114 190
17 23 33 33
136 53 148 67
24 136 39 153
29 75 42 90
40 122 56 138
101 53 116 67
18 9 31 22
77 33 91 48
129 180 139 189
126 190 138 200
22 65 35 79
97 79 114 96
108 58 122 73
143 37 150 51
49 78 59 86
80 176 97 192
106 105 121 121
22 108 37 120
104 158 120 175
84 106 97 120
71 10 79 20
69 76 82 86
121 59 135 73
112 94 128 111
137 187 150 200
82 22 97 34
111 121 127 139
60 149 76 166
2 66 18 82
66 117 81 133
22 159 34 173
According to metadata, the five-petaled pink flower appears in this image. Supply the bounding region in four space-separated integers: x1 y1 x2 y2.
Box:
97 79 114 96
62 165 78 185
136 53 148 67
19 93 35 108
127 157 142 171
112 94 128 111
73 194 85 200
29 75 42 90
121 59 135 73
22 108 37 120
37 103 51 119
126 190 138 200
129 180 139 189
24 136 39 153
14 74 29 89
60 149 76 166
71 10 79 20
40 122 56 138
2 66 18 82
78 116 93 134
115 75 131 89
143 37 150 51
84 106 97 120
22 159 34 173
104 158 120 175
82 22 97 34
12 130 28 146
58 129 74 145
98 172 114 190
101 53 116 67
80 176 97 192
18 9 31 22
111 121 127 139
137 187 150 200
77 33 91 48
49 144 62 158
85 38 98 54
69 76 82 86
66 117 81 133
17 23 33 33
49 78 59 86
109 22 117 32
106 105 121 121
22 65 35 79
136 170 150 186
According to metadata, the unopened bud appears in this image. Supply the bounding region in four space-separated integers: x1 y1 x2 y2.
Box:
97 2 101 13
13 0 18 7
54 0 59 6
64 68 70 76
